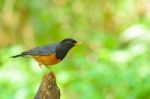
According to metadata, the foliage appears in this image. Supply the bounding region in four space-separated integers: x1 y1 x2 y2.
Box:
0 0 150 99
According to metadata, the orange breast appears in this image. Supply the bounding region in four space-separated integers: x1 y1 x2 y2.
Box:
33 54 61 65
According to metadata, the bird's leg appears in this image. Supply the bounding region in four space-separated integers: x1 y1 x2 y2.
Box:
42 65 53 79
39 63 42 68
46 65 52 71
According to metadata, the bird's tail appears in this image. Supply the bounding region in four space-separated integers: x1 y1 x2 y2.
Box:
11 52 27 58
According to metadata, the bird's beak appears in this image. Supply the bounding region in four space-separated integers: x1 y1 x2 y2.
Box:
74 42 82 45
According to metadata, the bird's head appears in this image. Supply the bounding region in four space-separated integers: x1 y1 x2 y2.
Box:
60 38 81 49
56 38 81 59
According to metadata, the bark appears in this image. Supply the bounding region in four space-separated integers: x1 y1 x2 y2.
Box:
34 72 60 99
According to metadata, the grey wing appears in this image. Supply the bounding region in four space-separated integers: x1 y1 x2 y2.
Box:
25 43 57 56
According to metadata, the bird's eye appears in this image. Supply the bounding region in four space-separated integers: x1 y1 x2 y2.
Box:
67 41 71 44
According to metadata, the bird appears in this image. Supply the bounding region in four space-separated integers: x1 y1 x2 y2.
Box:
11 38 81 68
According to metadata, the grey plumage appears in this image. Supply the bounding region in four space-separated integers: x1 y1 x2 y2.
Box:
11 43 58 58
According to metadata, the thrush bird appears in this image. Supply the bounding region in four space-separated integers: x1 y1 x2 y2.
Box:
11 38 81 68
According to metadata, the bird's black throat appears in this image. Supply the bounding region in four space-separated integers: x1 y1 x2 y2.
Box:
55 43 73 60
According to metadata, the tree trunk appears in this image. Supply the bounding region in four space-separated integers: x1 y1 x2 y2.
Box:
34 72 60 99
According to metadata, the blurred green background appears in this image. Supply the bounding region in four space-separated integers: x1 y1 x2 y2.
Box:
0 0 150 99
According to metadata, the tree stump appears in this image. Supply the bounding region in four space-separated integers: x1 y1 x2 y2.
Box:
34 72 60 99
